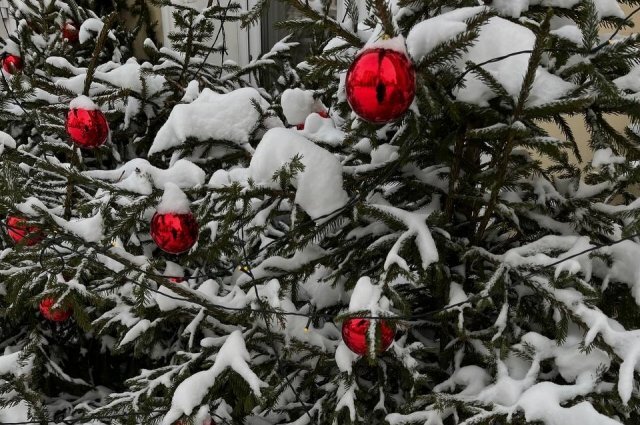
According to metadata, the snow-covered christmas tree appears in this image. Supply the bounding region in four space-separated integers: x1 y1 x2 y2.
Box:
1 0 640 424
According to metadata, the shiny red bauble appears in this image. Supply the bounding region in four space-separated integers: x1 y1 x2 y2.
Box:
150 212 199 254
39 297 73 322
342 317 395 356
62 21 80 43
2 54 23 74
6 215 43 246
169 276 185 283
296 110 329 130
345 48 415 124
65 108 109 148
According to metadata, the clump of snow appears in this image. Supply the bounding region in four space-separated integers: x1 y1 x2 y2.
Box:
94 58 165 95
551 25 584 45
52 212 104 243
460 17 574 106
348 276 389 313
157 183 191 214
407 12 575 107
150 88 282 155
84 158 205 192
163 330 267 424
300 113 344 146
181 80 200 103
281 88 326 125
614 65 640 93
249 128 349 220
70 95 99 111
406 6 487 60
0 131 16 155
592 148 625 169
79 18 107 44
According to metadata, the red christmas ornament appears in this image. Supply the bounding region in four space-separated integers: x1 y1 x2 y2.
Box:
65 108 109 148
150 212 199 254
296 110 329 130
6 215 43 246
62 21 80 43
2 54 23 74
345 48 415 124
169 276 185 283
39 297 73 322
342 317 395 356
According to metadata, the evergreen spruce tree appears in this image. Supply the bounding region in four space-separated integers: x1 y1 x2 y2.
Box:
1 0 640 424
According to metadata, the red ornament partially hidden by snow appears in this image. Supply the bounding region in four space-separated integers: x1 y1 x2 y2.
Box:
342 317 395 356
345 48 415 124
296 110 329 130
66 108 109 148
62 21 80 43
39 298 73 322
2 54 23 74
6 215 43 246
150 212 199 254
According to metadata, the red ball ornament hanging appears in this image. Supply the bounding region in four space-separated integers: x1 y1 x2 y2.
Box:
342 317 395 356
39 297 73 322
66 107 109 149
2 54 23 74
62 21 80 43
6 215 43 246
345 48 415 124
150 212 199 254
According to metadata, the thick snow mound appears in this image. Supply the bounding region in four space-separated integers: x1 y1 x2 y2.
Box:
249 128 349 220
458 17 574 106
150 88 281 155
408 14 575 107
406 6 487 60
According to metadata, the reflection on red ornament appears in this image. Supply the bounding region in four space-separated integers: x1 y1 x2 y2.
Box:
150 212 199 254
341 317 395 356
39 297 73 322
169 276 185 283
296 110 329 130
2 54 23 74
62 21 80 43
6 215 43 246
65 108 109 149
345 48 415 124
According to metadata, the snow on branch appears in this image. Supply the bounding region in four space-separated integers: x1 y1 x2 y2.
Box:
163 330 266 423
368 203 439 270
